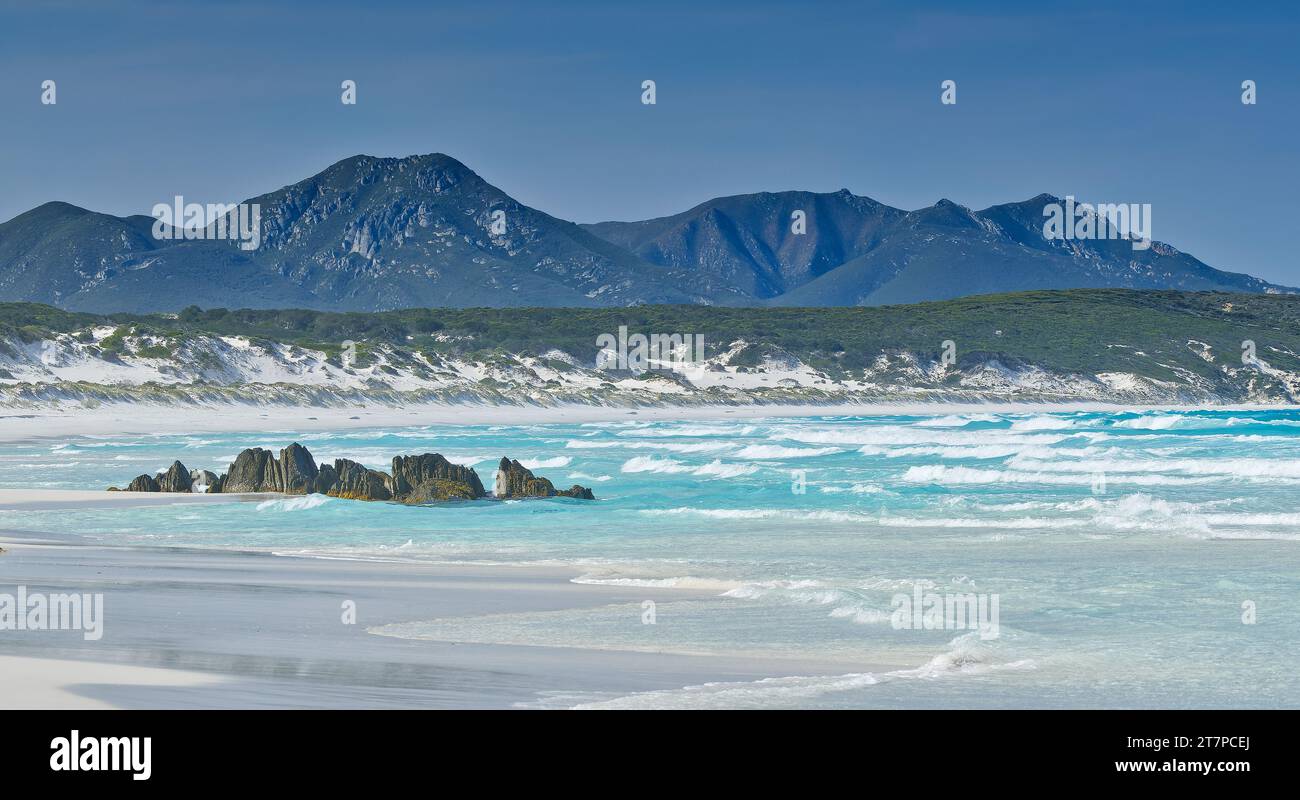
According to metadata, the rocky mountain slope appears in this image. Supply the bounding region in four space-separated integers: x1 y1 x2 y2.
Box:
585 193 1287 306
0 153 1289 312
0 155 701 313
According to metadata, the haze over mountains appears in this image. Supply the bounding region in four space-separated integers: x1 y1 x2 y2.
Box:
0 153 1287 313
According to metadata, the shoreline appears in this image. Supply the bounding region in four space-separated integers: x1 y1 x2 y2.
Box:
0 532 864 709
0 488 274 510
3 399 1296 445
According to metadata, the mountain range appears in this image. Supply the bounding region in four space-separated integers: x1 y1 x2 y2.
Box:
0 153 1288 313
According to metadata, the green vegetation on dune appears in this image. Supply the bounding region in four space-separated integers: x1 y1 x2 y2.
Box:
2 289 1298 383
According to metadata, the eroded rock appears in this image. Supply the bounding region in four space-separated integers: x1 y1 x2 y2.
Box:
113 443 592 504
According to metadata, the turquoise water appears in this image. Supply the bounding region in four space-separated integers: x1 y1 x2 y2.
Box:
5 409 1300 708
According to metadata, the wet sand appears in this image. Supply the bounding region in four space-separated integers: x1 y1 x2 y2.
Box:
0 530 853 709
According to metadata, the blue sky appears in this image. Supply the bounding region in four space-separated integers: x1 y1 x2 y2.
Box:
2 0 1297 283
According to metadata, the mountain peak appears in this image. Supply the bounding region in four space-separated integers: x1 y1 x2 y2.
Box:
5 200 94 224
309 152 480 185
0 154 1289 314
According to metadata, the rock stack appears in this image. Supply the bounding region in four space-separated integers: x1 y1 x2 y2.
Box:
494 458 596 500
109 443 594 505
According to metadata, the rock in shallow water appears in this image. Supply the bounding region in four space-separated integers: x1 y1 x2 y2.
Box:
494 457 592 499
156 460 193 493
114 443 593 503
116 459 193 492
125 474 161 492
217 444 319 494
322 458 392 501
391 453 486 502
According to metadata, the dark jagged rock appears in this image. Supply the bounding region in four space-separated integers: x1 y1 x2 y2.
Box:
156 460 193 493
493 457 593 500
279 443 319 493
326 459 392 501
126 474 160 492
115 461 194 493
214 443 317 494
111 443 592 504
494 458 555 498
217 448 278 493
391 453 486 504
313 462 338 495
399 478 479 503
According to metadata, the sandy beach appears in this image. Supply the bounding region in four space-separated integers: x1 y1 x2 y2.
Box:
4 402 1298 710
0 401 934 708
0 489 272 510
0 525 854 709
0 401 912 444
4 399 1291 447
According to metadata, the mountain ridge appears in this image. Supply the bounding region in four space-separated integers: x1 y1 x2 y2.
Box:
0 152 1289 312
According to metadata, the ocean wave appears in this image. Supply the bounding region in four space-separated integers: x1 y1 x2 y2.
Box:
1008 415 1079 431
734 444 841 459
1006 454 1300 479
620 456 694 474
571 574 745 591
520 456 572 469
903 465 1217 486
567 472 613 482
620 456 756 478
642 507 867 523
882 515 1088 529
954 494 1245 515
642 505 1101 529
255 494 333 512
859 444 1095 460
561 633 1035 709
1107 413 1300 431
566 439 732 454
819 482 885 494
720 580 893 627
784 428 1072 447
693 460 760 478
622 424 756 438
912 414 999 427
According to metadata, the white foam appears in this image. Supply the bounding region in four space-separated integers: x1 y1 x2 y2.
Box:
561 633 1035 709
1008 415 1078 431
620 456 693 474
1006 454 1300 479
693 460 760 478
819 483 885 494
734 444 841 459
255 494 332 512
903 465 1216 487
571 574 745 591
912 414 999 427
520 456 572 469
